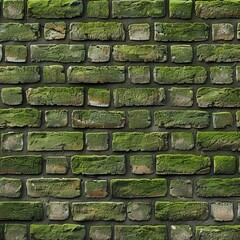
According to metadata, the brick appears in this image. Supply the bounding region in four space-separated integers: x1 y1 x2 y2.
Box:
111 178 167 198
4 224 27 240
212 23 234 41
90 226 111 240
156 154 211 175
72 202 126 221
170 179 193 198
171 225 192 240
0 108 41 128
0 201 43 220
45 110 68 128
67 66 125 84
128 110 151 129
87 0 109 19
27 178 80 198
171 132 194 150
0 23 39 42
30 224 85 240
28 132 83 151
169 0 192 19
44 22 66 40
238 23 240 39
113 45 167 62
85 180 108 198
31 44 85 63
5 45 27 62
154 66 207 84
211 202 234 222
86 132 109 151
196 178 240 197
155 201 208 221
88 88 110 107
112 132 168 151
154 110 210 128
130 155 154 175
3 0 24 19
46 202 69 220
214 156 236 175
70 22 125 41
213 112 233 128
46 156 68 174
0 66 40 84
27 0 83 18
72 110 125 128
128 23 150 41
1 132 23 151
27 87 84 106
113 88 165 107
43 65 65 84
114 225 167 240
0 178 22 198
88 45 110 62
1 87 22 105
171 45 193 63
127 202 151 221
210 66 233 84
128 66 150 84
71 155 125 175
154 22 209 41
0 155 42 175
112 0 165 18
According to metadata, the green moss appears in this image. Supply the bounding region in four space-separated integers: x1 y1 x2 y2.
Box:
128 110 151 129
171 45 193 63
87 0 109 18
3 0 24 19
210 66 233 84
46 156 68 174
85 180 108 198
171 132 194 150
4 224 27 240
88 88 110 107
130 155 153 174
0 178 22 197
214 156 236 174
128 66 150 84
5 45 27 62
170 0 192 19
213 112 233 128
45 110 68 127
236 111 240 127
86 132 109 151
43 65 65 83
90 226 111 240
1 87 22 105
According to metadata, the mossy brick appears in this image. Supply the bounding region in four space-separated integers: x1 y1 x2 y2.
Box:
154 22 209 41
210 66 233 84
85 180 108 198
0 178 22 198
238 23 240 39
236 111 240 127
28 132 83 151
5 44 27 63
88 88 110 107
70 22 125 41
112 132 168 151
154 110 210 128
169 87 193 107
211 202 234 222
45 110 68 128
127 202 151 221
114 225 167 240
43 65 65 83
155 201 208 221
171 132 194 150
0 66 40 84
171 225 193 240
90 226 111 240
236 66 240 82
46 156 68 174
128 23 150 41
86 132 109 151
87 0 109 19
171 45 193 63
0 155 42 174
88 45 110 62
0 45 2 61
197 131 240 151
72 202 126 221
44 22 66 40
113 88 165 107
154 66 207 84
1 87 22 105
30 224 86 240
113 45 167 62
71 155 125 175
67 66 125 84
0 225 3 239
0 201 43 221
128 110 151 129
26 87 84 106
0 23 39 42
213 112 233 128
27 0 83 18
46 202 69 220
156 154 211 175
169 0 192 19
27 178 80 198
214 156 236 175
0 108 41 128
170 179 193 198
72 110 125 129
196 225 240 240
212 23 234 41
1 132 23 151
197 88 240 107
112 0 165 18
3 0 24 19
197 44 240 62
130 155 153 175
111 178 167 198
128 66 150 84
31 44 85 63
4 224 27 240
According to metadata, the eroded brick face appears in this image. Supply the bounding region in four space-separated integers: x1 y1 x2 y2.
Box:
0 0 240 239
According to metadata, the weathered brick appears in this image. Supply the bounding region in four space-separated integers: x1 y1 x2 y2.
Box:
1 87 22 105
85 180 108 198
27 178 80 198
128 66 150 84
171 132 194 150
4 224 27 240
212 112 233 129
156 154 211 175
87 0 109 19
128 110 151 129
236 111 240 127
27 87 84 106
46 202 69 220
211 202 234 222
90 226 111 240
45 110 68 128
72 202 126 221
169 0 192 19
111 178 167 198
88 45 110 62
86 132 109 151
112 132 168 151
130 155 154 175
1 132 23 151
155 201 208 221
0 178 22 198
71 155 125 175
170 179 193 198
5 45 27 62
43 65 65 84
171 45 193 63
3 0 24 19
46 156 68 175
28 132 83 151
212 23 234 41
214 156 236 175
171 225 193 240
210 66 233 84
127 202 151 221
44 22 66 40
88 88 110 107
128 23 150 41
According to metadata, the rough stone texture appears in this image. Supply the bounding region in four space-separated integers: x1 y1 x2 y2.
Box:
211 202 234 222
